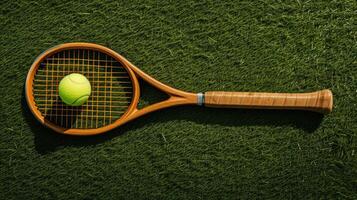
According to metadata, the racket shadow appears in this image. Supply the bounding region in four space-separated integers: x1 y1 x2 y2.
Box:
135 106 324 132
21 83 324 154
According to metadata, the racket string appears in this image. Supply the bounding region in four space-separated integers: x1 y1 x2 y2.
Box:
32 49 133 129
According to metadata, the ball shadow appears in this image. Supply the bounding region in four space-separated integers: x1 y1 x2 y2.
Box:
44 99 83 129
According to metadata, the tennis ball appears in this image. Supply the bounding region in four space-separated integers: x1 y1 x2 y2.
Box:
59 73 91 106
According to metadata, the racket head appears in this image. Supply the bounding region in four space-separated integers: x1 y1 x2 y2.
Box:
25 43 140 135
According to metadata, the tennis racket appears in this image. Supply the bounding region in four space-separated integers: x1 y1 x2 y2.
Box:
25 43 333 136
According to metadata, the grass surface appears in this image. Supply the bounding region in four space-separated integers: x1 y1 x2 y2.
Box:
1 0 356 199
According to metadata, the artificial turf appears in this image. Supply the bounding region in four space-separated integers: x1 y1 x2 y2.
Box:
1 0 356 199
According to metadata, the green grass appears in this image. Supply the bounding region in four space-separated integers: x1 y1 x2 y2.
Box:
1 0 356 199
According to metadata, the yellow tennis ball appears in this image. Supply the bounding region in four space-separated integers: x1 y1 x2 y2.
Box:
59 73 91 106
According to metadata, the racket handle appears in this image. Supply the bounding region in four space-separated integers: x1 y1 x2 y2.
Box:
204 89 333 114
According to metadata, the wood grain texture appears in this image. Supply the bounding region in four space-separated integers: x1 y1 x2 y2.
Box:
205 89 333 114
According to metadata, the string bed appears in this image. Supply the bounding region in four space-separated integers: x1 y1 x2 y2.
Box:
32 49 133 129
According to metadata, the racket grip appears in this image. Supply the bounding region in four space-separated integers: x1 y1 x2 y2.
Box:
204 89 333 114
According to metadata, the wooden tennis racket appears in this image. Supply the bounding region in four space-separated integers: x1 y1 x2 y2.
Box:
25 43 333 136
